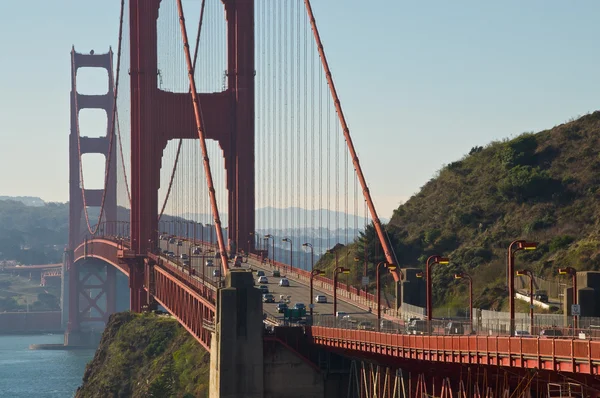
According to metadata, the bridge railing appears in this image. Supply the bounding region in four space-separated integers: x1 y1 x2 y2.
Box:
149 252 217 304
311 314 600 340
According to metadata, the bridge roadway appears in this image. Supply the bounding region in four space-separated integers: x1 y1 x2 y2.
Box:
73 236 600 389
2 263 62 271
158 239 376 323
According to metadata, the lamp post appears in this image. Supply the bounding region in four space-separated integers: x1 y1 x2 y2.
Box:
302 243 314 271
376 262 398 324
282 238 292 272
264 234 275 266
558 267 578 330
454 272 473 333
333 267 350 317
354 257 362 295
310 269 326 319
507 240 537 334
426 255 450 321
515 269 534 334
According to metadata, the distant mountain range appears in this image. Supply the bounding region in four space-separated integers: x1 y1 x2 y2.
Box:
0 196 45 207
184 207 389 230
0 196 390 231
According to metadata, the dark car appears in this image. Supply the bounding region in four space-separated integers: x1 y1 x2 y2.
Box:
276 303 288 313
540 329 563 338
534 290 549 303
262 294 275 303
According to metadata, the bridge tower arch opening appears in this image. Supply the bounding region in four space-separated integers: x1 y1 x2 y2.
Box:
128 0 255 260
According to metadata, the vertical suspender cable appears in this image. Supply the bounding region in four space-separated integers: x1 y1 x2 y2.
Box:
303 0 400 281
175 0 229 273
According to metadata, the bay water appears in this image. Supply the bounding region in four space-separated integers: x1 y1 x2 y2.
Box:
0 334 94 398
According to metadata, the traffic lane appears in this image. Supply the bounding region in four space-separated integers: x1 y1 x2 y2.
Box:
158 240 374 319
246 258 376 318
244 265 375 320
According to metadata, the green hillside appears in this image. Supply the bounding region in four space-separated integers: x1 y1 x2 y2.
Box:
315 111 600 312
76 312 209 398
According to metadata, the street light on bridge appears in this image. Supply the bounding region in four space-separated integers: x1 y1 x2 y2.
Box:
515 269 534 334
507 240 537 334
333 267 350 317
558 267 578 330
426 255 449 321
376 262 399 324
302 243 314 272
282 238 292 272
264 234 275 266
454 272 473 333
310 269 326 319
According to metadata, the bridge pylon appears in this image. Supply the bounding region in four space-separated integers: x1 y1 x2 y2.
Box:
66 47 118 345
128 0 255 256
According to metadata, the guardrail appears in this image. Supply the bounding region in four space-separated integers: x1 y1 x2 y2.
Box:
311 314 600 340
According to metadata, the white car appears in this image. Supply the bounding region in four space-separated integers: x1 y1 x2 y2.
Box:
515 330 532 337
257 276 269 284
279 278 290 287
314 295 327 303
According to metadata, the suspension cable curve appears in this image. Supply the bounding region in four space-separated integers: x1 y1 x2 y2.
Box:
74 0 125 236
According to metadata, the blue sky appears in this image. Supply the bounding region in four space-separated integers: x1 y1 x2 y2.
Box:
0 1 599 218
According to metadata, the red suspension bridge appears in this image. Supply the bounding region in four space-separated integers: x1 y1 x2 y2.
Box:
66 1 600 396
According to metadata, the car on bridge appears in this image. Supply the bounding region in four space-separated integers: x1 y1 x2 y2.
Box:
206 259 214 267
193 247 201 255
177 240 183 246
515 330 532 337
540 328 563 338
535 290 549 302
272 270 281 277
256 270 265 277
257 276 269 284
213 269 221 278
259 285 269 294
276 303 288 313
262 294 275 303
406 319 431 335
234 255 244 267
279 278 289 287
180 254 188 260
314 295 327 303
294 303 306 311
357 321 375 331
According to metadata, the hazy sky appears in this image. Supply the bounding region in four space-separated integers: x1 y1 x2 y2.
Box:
0 1 598 218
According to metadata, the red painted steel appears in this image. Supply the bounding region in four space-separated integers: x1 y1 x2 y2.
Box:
128 0 255 261
68 48 117 333
307 326 600 376
77 238 216 349
303 0 399 281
